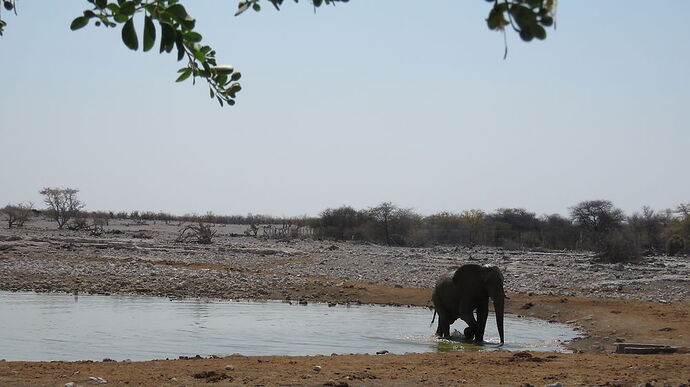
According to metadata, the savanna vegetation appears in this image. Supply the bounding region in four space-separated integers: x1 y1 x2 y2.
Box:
3 187 689 263
312 201 690 263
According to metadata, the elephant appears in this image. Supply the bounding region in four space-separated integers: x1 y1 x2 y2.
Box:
431 264 506 344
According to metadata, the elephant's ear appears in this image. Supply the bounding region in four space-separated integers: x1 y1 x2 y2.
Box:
451 266 467 283
479 267 491 283
480 266 502 287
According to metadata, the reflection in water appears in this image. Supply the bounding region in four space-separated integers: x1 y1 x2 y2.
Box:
0 291 578 361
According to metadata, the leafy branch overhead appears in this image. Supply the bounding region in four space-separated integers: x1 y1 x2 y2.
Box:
68 0 242 107
0 0 556 107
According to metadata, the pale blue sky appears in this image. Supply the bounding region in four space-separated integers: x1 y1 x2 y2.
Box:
1 1 689 217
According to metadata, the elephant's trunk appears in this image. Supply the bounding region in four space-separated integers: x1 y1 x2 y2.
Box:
493 295 505 344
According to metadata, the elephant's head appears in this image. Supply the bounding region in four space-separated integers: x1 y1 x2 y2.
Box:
480 266 505 344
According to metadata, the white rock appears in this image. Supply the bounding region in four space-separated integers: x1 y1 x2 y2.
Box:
313 365 322 372
224 365 235 371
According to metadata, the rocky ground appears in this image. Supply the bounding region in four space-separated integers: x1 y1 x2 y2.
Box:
1 219 688 303
0 218 689 386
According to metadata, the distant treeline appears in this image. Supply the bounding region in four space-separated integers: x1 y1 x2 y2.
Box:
4 198 689 262
83 210 303 227
311 201 690 261
75 200 690 261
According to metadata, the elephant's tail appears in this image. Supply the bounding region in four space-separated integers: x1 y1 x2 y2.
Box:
430 310 437 328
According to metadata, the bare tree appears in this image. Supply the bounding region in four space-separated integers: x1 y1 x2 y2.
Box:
175 222 216 244
1 202 34 228
39 187 85 229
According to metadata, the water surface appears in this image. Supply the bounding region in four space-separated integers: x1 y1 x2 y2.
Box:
0 291 578 361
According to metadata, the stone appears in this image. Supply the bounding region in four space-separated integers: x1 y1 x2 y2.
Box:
544 383 562 387
313 365 322 372
376 350 389 355
88 376 108 384
64 383 76 387
224 365 235 371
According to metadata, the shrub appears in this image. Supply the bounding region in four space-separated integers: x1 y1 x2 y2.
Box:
666 235 685 256
1 203 33 228
599 230 640 263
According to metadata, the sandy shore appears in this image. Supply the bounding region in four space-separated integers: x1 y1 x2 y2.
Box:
0 219 689 385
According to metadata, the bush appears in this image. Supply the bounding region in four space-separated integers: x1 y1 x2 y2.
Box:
1 203 33 228
667 235 685 256
599 230 640 263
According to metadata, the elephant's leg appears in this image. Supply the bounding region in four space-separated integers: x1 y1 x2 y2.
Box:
436 313 451 338
460 309 478 342
475 300 489 343
463 326 475 341
435 314 444 337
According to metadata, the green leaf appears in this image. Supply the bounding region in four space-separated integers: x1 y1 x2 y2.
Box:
176 68 192 82
70 16 89 31
166 4 196 29
216 73 227 86
183 31 202 43
121 18 138 50
531 24 546 40
230 72 242 81
166 4 189 20
175 32 185 61
143 15 156 52
519 28 533 42
235 3 250 16
119 1 136 16
159 21 175 53
114 13 129 23
95 0 107 9
213 65 234 74
194 48 205 62
541 16 553 27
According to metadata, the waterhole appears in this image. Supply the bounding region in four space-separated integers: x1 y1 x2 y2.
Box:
0 291 578 361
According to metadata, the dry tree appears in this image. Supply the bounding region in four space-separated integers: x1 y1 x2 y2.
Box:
1 202 33 228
